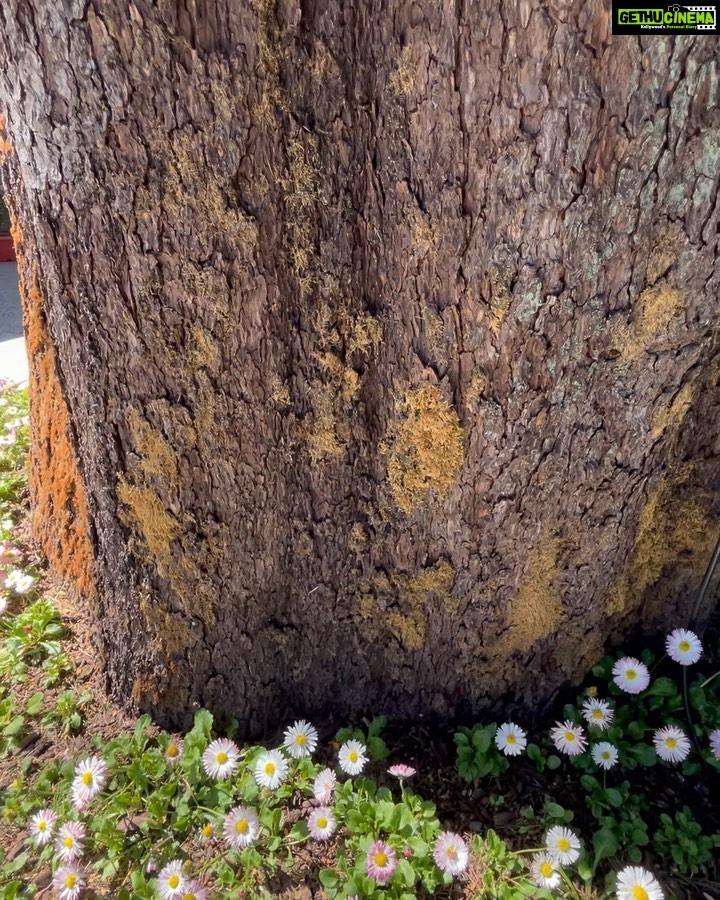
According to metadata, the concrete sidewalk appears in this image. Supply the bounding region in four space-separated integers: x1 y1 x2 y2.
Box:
0 261 28 385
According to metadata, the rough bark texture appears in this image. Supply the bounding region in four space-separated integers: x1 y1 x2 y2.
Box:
0 1 718 736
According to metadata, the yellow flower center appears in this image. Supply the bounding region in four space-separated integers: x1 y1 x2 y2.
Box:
602 751 611 759
679 641 690 652
317 817 328 829
82 772 93 786
168 874 180 889
216 751 228 765
564 732 576 742
627 669 637 680
65 875 77 889
64 836 74 848
182 895 195 900
446 847 458 860
587 686 598 696
632 888 649 900
540 862 553 877
202 824 214 837
38 820 47 832
666 738 677 749
592 710 603 720
167 744 179 758
348 751 358 763
296 734 306 745
373 851 388 867
558 838 570 852
506 734 516 744
264 762 276 775
236 819 248 834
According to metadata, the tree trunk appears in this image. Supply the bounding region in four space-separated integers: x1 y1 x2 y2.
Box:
0 2 718 736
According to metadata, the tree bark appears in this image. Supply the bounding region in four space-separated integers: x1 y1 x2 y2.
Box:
0 1 718 735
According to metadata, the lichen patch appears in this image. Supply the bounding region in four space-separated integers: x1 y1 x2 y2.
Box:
499 533 564 655
387 386 465 513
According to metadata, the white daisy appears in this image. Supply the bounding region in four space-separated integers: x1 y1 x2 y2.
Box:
338 739 368 776
615 865 664 899
308 807 336 840
495 722 527 756
0 596 7 616
612 657 650 694
52 864 85 900
4 569 35 593
223 805 260 849
164 738 184 765
313 767 336 803
283 720 318 759
432 832 469 876
545 825 581 865
592 741 619 770
201 738 240 780
582 698 614 730
254 749 289 789
29 808 57 846
157 859 186 898
653 725 691 764
665 628 702 666
55 821 85 862
709 729 720 761
73 756 107 802
531 851 561 889
550 720 587 756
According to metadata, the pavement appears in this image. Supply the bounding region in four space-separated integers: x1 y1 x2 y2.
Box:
0 261 28 385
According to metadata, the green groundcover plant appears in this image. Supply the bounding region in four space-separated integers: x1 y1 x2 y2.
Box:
1 382 719 900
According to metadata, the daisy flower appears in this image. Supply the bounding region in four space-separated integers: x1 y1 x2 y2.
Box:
223 805 260 849
615 865 664 899
165 738 184 765
545 825 581 865
313 767 336 803
157 859 186 898
665 628 702 666
55 821 86 862
283 720 318 759
180 879 209 900
432 832 469 876
4 569 35 593
550 720 587 756
338 739 367 776
308 807 336 840
254 749 289 789
29 808 57 846
388 764 417 779
582 697 614 730
612 657 650 694
531 852 561 889
199 822 215 841
653 725 690 763
0 596 7 616
495 722 527 756
52 864 86 900
70 780 92 812
592 741 619 770
73 756 108 801
709 729 720 761
366 840 397 884
201 738 240 780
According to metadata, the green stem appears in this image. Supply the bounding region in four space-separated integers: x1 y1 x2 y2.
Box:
700 670 720 690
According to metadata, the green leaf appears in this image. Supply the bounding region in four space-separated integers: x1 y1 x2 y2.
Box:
319 869 339 888
546 755 561 770
397 858 416 888
593 827 619 867
604 788 623 808
628 743 657 767
3 715 25 737
472 726 493 753
24 692 44 717
545 802 566 819
647 676 677 698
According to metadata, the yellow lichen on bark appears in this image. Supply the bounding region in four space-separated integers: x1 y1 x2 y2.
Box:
388 561 456 650
650 383 693 439
387 386 465 513
617 283 685 360
498 533 565 655
605 475 715 618
20 262 95 598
